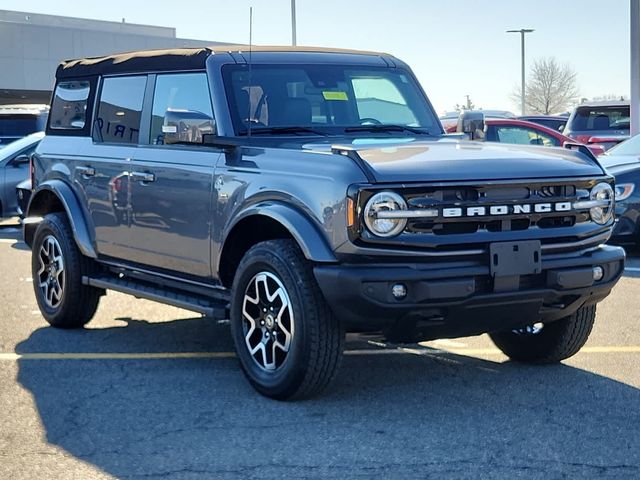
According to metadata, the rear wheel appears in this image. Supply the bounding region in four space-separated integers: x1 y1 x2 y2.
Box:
489 305 596 363
32 212 102 328
230 239 344 400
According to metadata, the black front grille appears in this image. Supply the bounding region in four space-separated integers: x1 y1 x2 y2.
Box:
356 177 610 256
401 181 590 236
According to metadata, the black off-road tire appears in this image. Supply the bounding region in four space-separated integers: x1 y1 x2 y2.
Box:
230 239 344 400
489 305 596 363
32 212 102 328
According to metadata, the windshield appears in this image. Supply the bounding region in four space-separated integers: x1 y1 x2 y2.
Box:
570 106 630 131
222 64 440 135
0 132 44 159
605 133 640 156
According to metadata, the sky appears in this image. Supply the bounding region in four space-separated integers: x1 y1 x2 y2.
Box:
1 0 631 115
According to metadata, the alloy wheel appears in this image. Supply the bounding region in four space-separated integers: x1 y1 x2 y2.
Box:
241 271 294 371
37 235 65 308
512 322 544 335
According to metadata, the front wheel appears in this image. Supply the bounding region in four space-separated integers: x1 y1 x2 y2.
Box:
230 239 344 400
31 213 102 328
489 305 596 363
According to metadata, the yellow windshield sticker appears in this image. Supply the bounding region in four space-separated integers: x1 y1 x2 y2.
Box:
323 91 348 101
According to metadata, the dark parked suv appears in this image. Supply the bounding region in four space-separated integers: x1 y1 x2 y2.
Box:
0 104 49 147
25 46 625 399
564 101 630 151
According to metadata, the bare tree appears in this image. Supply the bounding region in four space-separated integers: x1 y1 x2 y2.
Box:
455 95 476 112
511 57 579 115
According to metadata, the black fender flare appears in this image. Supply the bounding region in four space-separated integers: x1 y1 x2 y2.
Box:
25 180 97 258
219 202 337 269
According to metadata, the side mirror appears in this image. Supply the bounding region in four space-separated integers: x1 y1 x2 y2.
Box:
162 108 215 145
457 111 485 140
12 154 30 167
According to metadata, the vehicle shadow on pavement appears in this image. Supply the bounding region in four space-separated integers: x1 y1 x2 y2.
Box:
15 318 640 479
0 223 29 251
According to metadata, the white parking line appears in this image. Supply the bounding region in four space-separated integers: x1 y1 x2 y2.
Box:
625 267 640 272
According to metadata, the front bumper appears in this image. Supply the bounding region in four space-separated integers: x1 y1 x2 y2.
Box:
314 245 625 340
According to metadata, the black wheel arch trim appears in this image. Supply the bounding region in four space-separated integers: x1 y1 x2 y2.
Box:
24 180 97 258
218 201 337 272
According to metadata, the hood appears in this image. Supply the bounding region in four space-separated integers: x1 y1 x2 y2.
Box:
599 153 640 172
309 138 606 182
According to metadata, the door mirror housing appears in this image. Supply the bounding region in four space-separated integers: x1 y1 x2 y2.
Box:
12 154 31 167
457 111 485 140
162 108 215 145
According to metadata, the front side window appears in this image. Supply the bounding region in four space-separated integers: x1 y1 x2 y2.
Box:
494 126 559 147
49 80 90 130
222 64 439 135
95 76 146 144
150 73 215 145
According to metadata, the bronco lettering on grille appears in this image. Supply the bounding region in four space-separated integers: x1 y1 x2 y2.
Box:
441 202 572 218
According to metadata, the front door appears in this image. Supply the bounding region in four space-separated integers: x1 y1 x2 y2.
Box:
128 72 219 278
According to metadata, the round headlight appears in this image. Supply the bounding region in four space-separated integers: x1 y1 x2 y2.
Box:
589 182 614 225
363 191 408 237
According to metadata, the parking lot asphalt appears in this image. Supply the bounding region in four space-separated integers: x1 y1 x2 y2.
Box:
0 219 639 479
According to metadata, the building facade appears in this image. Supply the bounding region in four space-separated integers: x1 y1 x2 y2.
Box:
0 9 223 105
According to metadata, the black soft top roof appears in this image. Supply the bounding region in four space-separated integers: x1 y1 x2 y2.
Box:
56 47 211 78
55 45 389 79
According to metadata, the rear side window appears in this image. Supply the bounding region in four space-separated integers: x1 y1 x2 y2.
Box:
95 76 146 144
49 81 90 130
571 106 630 131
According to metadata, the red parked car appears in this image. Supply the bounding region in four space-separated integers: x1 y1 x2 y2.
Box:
447 118 605 156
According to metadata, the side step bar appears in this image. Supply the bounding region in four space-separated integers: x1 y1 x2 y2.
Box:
82 274 228 319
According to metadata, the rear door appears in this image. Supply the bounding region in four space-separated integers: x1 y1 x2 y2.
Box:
76 75 147 260
128 72 219 278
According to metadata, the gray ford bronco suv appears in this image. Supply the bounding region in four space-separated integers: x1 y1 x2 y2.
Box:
26 46 625 399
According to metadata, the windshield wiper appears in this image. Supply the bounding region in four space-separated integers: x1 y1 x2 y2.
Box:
343 124 433 135
238 126 328 136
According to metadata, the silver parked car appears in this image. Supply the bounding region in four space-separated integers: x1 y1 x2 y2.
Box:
0 132 43 218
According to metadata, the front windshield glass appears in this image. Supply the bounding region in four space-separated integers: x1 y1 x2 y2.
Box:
222 64 440 135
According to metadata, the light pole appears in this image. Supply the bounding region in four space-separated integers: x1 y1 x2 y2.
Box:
507 28 534 115
291 0 297 46
631 0 639 135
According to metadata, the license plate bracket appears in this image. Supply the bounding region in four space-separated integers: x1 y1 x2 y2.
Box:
490 240 541 277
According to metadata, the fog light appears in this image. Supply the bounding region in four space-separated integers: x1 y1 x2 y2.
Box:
391 283 407 300
593 266 604 282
